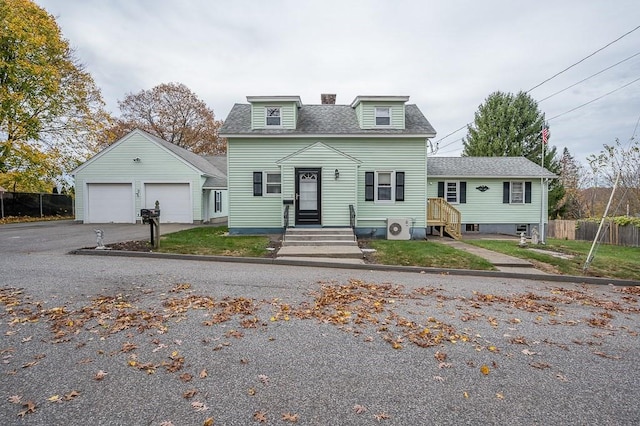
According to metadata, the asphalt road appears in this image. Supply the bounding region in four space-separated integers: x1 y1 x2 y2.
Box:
1 222 639 425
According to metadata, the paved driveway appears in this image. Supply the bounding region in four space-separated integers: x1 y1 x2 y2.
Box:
1 223 639 425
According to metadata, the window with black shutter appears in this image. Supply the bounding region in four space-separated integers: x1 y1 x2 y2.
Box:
395 172 404 201
253 172 263 196
365 172 374 201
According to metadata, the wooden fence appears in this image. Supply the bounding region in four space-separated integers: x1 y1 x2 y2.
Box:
548 219 640 247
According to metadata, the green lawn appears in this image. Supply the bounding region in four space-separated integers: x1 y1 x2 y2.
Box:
366 239 496 270
158 226 272 257
465 238 640 281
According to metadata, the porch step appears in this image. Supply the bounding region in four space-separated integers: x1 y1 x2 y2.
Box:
283 228 356 246
278 227 362 258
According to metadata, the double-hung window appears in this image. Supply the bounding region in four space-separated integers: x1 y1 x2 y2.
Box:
375 107 390 126
265 107 281 126
377 171 393 201
445 181 459 203
253 171 281 196
510 181 524 204
265 172 281 195
365 171 405 203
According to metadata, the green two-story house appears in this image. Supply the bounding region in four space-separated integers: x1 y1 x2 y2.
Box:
220 94 437 238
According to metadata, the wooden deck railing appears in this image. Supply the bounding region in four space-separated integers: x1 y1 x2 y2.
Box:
427 198 461 240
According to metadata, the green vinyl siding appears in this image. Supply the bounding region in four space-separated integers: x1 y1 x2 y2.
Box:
427 178 547 224
228 138 427 230
360 102 406 129
250 101 298 129
74 132 204 222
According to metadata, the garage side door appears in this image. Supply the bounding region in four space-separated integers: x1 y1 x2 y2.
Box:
87 183 134 223
144 183 192 223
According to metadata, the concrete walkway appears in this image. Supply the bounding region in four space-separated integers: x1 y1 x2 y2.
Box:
435 237 550 275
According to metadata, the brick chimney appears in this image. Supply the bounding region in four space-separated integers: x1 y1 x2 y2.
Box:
321 94 336 104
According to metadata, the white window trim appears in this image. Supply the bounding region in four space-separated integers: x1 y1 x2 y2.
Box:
263 171 282 196
510 181 525 204
265 106 282 127
375 171 395 203
445 180 460 204
374 106 391 127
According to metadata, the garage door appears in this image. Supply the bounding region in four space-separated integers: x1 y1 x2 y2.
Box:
87 183 134 223
144 183 192 223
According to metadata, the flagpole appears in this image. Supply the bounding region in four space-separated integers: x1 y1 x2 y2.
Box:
540 118 546 244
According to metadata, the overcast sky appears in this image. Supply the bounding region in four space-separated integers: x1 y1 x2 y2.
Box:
35 0 640 164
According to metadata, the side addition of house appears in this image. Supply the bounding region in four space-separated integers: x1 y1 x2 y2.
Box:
220 94 437 239
426 157 557 237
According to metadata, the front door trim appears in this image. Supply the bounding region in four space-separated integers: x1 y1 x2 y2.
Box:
294 168 321 225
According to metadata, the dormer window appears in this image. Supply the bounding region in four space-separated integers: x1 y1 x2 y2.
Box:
266 107 281 126
375 107 390 126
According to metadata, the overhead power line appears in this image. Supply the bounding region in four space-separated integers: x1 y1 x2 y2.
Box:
539 51 640 103
434 25 640 149
547 76 640 121
527 24 640 93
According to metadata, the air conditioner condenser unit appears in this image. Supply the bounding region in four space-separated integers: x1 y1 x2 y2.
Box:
387 218 411 240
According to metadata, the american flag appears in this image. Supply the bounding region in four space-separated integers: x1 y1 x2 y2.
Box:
542 127 549 145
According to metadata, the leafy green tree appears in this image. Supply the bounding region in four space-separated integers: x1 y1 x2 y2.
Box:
0 0 111 192
462 91 564 217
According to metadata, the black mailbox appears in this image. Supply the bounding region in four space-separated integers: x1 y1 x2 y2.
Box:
141 208 160 223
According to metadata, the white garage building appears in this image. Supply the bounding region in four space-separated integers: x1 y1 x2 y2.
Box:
72 129 227 224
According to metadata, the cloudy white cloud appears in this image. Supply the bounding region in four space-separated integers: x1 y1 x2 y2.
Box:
35 0 640 163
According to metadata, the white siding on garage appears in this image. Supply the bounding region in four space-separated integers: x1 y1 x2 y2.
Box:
144 183 192 223
86 183 134 223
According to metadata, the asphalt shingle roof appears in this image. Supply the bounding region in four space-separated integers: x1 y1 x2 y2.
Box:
220 103 436 136
140 130 225 178
427 157 557 178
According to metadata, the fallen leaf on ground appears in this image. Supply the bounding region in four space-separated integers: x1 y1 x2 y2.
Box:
463 392 469 398
496 392 504 400
203 417 214 426
159 421 174 426
17 400 36 417
254 411 267 422
199 369 208 378
8 395 22 404
191 401 208 412
530 362 551 369
480 365 490 375
94 370 108 380
47 395 61 403
434 351 447 362
183 389 197 399
433 375 445 383
22 361 38 368
374 411 390 421
180 373 193 382
21 336 32 343
258 374 269 385
282 412 299 422
353 404 367 414
247 387 256 396
521 349 537 356
64 390 80 401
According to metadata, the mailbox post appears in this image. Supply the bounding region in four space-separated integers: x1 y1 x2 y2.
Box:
141 201 161 249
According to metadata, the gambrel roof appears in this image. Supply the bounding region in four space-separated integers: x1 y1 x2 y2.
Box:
220 104 436 137
428 157 557 178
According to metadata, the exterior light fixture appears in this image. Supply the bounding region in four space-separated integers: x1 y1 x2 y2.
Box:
334 169 339 180
133 157 141 163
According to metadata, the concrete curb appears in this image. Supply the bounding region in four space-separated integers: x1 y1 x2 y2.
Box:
69 248 640 287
